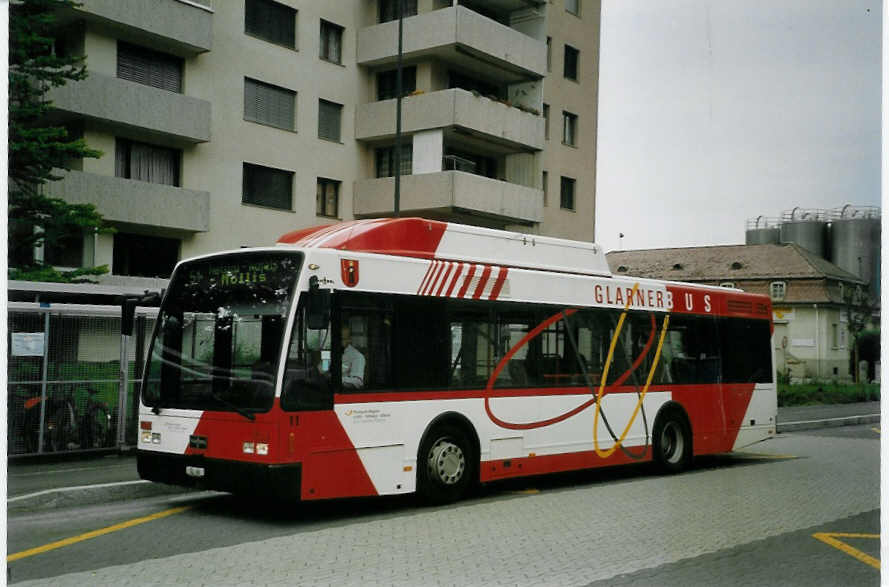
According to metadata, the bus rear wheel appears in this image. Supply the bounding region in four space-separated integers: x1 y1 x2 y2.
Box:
652 409 691 473
418 424 474 505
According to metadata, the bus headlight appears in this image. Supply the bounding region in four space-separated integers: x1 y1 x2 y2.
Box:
243 442 255 454
141 431 152 443
256 443 269 455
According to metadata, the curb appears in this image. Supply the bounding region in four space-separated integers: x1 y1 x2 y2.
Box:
8 481 196 514
776 413 880 433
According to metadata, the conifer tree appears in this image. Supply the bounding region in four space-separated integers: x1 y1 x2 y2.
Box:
9 0 110 282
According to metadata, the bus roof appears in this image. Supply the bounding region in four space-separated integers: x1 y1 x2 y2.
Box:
277 218 612 277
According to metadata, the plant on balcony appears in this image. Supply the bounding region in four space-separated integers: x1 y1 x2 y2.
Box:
9 0 110 282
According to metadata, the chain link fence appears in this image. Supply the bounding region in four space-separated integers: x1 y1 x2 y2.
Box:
7 304 157 456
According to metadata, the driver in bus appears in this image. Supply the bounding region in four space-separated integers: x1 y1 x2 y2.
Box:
341 326 366 389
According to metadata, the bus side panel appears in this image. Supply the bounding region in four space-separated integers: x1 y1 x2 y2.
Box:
672 383 754 455
732 383 778 450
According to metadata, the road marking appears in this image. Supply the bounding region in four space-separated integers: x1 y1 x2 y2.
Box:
510 489 540 495
812 532 880 570
871 427 880 434
7 506 191 562
9 463 134 478
732 452 798 459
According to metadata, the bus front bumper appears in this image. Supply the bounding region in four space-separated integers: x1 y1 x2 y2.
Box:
137 450 301 500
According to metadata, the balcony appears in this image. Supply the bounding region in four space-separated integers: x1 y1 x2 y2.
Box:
58 0 212 56
47 72 211 144
46 170 210 233
358 6 545 83
354 171 543 225
357 88 544 151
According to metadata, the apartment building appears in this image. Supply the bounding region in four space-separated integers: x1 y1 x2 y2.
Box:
37 0 601 280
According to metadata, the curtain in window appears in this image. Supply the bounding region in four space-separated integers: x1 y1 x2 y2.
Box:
321 22 342 63
115 139 179 186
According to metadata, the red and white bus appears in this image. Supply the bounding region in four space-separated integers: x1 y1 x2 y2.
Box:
137 218 776 503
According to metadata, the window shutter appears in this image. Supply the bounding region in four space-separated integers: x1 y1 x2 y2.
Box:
246 0 296 48
245 78 295 130
318 100 342 141
117 42 182 93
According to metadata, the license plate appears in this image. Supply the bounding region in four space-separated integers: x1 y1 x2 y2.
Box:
185 466 205 478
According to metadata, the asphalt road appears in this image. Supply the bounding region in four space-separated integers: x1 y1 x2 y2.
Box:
6 424 880 586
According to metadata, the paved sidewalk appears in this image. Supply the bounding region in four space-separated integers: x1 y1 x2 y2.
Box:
6 401 880 513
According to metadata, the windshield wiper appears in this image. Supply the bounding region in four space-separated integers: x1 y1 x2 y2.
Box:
209 390 256 421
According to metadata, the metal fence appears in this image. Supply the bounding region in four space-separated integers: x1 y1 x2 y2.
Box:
7 303 157 456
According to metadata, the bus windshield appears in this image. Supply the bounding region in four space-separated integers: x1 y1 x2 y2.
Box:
142 251 302 414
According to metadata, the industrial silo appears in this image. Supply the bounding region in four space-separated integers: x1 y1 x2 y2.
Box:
779 208 828 258
745 216 780 245
830 205 881 298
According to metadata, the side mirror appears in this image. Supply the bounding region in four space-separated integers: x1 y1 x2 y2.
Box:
121 290 163 336
306 276 331 330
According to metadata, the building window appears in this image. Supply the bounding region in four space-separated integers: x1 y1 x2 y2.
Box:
43 227 84 268
113 232 179 278
719 282 736 289
245 0 296 49
317 178 340 218
377 66 417 100
242 163 293 210
542 170 548 206
831 323 839 349
320 20 344 64
546 37 552 72
564 45 579 80
769 281 786 301
244 78 296 131
562 111 578 146
115 139 180 186
543 103 550 140
379 0 418 23
566 0 580 16
375 146 412 177
117 42 182 93
318 99 343 142
560 176 575 210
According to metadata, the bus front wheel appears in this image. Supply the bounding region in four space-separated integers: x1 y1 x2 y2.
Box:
417 424 474 504
652 408 692 473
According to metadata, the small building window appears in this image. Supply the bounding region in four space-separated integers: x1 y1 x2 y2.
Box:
731 261 743 270
566 0 581 16
672 263 683 270
376 146 412 178
242 162 293 210
318 99 343 142
770 281 786 301
719 282 736 289
546 37 552 72
244 78 296 130
379 0 418 23
560 176 575 210
543 103 550 140
115 139 180 186
320 20 344 64
564 45 579 80
562 111 578 146
377 66 417 100
245 0 296 49
316 178 340 218
117 42 182 93
113 232 179 278
542 170 548 206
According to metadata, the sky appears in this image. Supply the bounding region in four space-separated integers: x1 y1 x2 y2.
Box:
594 0 882 253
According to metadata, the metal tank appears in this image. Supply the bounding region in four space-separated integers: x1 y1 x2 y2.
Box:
830 205 881 298
779 207 828 258
745 216 780 245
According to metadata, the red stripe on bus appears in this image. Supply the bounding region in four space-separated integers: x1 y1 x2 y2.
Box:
472 266 493 299
417 260 437 295
444 262 464 297
457 264 477 298
489 267 509 300
423 261 445 296
435 262 454 297
480 447 652 483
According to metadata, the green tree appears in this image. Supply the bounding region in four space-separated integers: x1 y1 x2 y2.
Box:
842 285 879 383
9 0 111 282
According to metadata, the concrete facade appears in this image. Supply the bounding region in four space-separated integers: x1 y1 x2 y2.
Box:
35 0 600 278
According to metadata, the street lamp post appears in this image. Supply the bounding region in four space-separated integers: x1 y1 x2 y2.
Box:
393 0 405 218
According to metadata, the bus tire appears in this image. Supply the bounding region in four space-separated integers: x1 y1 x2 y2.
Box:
652 407 692 474
417 423 474 505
